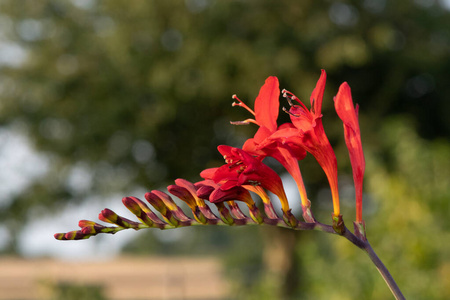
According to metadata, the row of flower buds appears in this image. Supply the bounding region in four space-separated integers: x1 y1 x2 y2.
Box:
54 178 297 240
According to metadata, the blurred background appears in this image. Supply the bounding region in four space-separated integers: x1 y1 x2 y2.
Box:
0 0 449 299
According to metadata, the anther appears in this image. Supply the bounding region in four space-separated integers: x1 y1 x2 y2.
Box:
286 97 295 107
282 89 299 107
283 106 299 117
247 180 261 186
230 120 250 125
230 94 255 116
230 119 259 126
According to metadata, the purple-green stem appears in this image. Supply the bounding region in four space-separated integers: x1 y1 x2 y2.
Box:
235 218 406 300
310 223 406 300
166 218 406 299
63 214 405 299
362 241 406 300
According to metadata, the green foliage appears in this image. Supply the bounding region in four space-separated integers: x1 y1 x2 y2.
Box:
363 118 450 299
52 282 105 300
0 0 449 299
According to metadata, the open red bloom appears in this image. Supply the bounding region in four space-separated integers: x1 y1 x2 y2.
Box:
232 76 309 209
334 82 365 223
279 70 340 217
196 176 263 224
202 145 290 213
195 178 254 206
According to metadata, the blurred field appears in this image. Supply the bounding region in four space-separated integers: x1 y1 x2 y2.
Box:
0 256 228 300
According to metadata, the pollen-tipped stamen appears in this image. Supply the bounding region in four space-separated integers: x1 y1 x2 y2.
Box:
232 94 255 115
282 106 299 117
282 89 309 111
230 119 258 126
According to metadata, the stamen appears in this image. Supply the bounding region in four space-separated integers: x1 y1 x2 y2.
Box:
224 155 237 164
247 180 261 186
230 163 245 173
227 160 243 168
282 106 299 117
282 89 298 107
282 89 309 112
230 119 259 126
286 96 295 107
231 94 255 116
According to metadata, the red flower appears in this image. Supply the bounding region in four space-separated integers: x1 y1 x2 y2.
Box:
280 70 341 217
203 145 290 214
334 82 365 223
195 178 263 224
231 76 309 211
230 76 279 132
195 178 254 205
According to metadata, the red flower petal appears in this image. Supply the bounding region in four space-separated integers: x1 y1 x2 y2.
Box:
310 69 326 116
255 76 280 132
334 82 365 222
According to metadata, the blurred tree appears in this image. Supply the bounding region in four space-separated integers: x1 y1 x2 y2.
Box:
0 0 449 299
52 283 105 300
